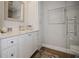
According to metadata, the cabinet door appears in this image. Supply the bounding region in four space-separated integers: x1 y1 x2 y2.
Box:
18 32 39 58
18 34 28 58
25 33 34 58
26 32 39 57
19 34 33 58
28 2 39 30
1 46 18 58
1 37 18 50
32 32 38 51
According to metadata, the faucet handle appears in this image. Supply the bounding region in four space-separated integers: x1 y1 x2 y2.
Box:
27 25 32 30
8 27 12 32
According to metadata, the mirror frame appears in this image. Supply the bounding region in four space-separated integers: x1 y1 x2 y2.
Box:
4 1 24 22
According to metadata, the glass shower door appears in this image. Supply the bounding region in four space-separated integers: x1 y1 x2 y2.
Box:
66 3 79 56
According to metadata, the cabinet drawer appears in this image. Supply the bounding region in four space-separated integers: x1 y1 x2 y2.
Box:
1 37 17 50
1 46 18 58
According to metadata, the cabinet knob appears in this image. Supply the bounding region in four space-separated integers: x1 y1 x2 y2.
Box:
11 41 14 43
11 53 14 56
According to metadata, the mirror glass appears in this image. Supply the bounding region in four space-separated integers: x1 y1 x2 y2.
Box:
6 1 24 22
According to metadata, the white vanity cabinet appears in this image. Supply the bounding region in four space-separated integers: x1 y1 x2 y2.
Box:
0 31 39 58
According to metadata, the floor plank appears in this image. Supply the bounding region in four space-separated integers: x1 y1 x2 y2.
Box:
31 47 75 58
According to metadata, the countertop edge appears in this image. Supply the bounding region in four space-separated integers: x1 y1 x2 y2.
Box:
0 29 40 39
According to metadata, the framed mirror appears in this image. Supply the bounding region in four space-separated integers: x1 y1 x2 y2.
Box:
4 1 24 22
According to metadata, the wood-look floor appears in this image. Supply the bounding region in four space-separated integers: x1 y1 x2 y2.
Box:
31 47 75 58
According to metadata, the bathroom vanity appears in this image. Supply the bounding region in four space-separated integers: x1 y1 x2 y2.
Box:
0 30 40 58
0 1 40 58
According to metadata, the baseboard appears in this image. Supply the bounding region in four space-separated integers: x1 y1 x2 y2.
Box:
42 43 74 55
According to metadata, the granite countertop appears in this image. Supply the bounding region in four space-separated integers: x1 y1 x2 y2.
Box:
0 29 39 39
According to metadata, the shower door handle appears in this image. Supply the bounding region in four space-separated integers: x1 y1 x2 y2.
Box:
74 17 77 36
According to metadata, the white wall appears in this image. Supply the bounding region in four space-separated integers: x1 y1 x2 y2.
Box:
38 1 44 49
42 1 66 48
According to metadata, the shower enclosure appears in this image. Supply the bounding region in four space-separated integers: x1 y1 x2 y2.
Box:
66 2 79 56
52 2 79 56
43 1 79 57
